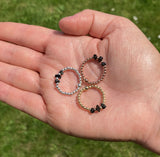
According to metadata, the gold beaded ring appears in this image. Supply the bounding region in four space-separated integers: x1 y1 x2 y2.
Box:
77 85 106 113
80 54 107 85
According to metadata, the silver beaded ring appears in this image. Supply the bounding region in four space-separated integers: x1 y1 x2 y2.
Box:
80 54 107 85
55 67 82 95
77 85 106 113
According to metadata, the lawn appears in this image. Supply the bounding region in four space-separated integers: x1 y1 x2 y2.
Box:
0 0 160 157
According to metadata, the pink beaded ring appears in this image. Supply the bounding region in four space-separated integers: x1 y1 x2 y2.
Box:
80 54 107 85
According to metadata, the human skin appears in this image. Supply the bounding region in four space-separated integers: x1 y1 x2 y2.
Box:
0 9 159 154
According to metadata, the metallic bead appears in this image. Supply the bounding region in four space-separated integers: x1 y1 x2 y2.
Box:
85 86 89 90
55 79 60 83
59 70 64 75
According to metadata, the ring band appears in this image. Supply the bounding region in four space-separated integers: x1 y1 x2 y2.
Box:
77 85 106 113
55 67 82 95
80 54 107 85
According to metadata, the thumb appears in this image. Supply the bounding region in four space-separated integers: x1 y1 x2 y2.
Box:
59 9 127 38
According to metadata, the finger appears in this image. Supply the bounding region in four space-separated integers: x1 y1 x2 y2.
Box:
0 22 54 52
0 40 43 71
0 62 40 93
59 9 133 38
0 81 47 122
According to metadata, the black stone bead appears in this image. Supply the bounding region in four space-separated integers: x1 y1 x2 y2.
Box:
55 79 60 83
101 103 106 109
59 70 63 75
93 54 97 60
90 108 95 113
98 56 103 62
101 62 106 66
96 105 101 112
55 74 61 79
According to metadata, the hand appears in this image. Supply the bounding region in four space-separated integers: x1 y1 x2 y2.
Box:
0 9 160 154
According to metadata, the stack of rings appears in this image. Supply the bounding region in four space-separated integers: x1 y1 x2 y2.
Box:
55 67 82 95
77 85 106 113
54 54 107 114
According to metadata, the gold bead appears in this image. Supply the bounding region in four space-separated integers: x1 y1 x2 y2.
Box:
77 85 106 112
85 86 89 90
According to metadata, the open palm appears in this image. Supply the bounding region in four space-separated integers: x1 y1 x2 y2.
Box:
0 10 160 152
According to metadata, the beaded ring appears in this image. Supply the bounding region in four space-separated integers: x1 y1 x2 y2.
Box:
55 67 82 95
80 54 107 85
77 85 106 113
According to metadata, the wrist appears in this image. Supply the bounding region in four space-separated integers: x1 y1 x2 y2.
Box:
142 114 160 154
138 83 160 154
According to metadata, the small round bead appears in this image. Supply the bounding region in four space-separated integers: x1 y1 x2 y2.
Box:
85 86 89 90
59 70 64 75
90 108 95 113
55 79 60 83
55 74 61 79
98 56 103 62
101 103 106 109
96 105 101 112
101 62 106 66
93 54 97 60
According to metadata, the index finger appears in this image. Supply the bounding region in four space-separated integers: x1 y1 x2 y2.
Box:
0 22 55 52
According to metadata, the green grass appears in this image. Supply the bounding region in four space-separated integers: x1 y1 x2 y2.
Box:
0 0 160 156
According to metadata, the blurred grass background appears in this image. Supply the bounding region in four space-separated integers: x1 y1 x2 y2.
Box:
0 0 160 157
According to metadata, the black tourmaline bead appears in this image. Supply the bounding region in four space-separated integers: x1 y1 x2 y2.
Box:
59 70 64 75
96 105 101 112
90 108 95 113
55 79 60 83
101 103 106 109
93 54 97 60
55 74 61 79
98 56 103 62
101 62 106 66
